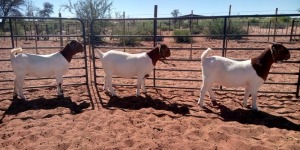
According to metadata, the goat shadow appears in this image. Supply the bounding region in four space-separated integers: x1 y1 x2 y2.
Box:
0 96 90 123
102 93 190 116
204 101 300 131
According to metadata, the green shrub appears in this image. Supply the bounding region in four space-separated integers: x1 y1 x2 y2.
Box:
204 19 224 38
227 20 247 39
135 21 153 41
204 19 247 40
248 18 260 24
119 36 140 47
192 22 205 34
259 21 287 29
258 17 291 29
159 23 174 31
173 29 192 43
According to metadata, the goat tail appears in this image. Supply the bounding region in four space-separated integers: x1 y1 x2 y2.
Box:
95 49 103 61
201 48 212 60
10 47 22 59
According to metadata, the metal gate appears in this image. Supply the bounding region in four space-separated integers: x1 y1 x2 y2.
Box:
90 13 300 98
0 16 88 95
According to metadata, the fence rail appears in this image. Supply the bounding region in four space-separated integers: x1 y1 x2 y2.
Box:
0 16 89 94
91 12 300 98
0 13 299 99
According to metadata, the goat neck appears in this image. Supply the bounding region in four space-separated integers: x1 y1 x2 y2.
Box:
146 46 162 66
60 44 78 63
251 48 274 81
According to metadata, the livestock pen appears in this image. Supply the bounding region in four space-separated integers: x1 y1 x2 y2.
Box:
0 7 300 149
0 16 90 108
91 12 300 102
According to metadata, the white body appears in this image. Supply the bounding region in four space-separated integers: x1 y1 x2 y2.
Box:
96 49 154 96
10 48 69 99
198 48 264 111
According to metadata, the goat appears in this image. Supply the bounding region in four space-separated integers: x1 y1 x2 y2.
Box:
198 43 290 111
95 44 171 96
10 40 84 100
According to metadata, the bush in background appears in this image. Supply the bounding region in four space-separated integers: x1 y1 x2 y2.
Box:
173 29 192 43
204 19 247 40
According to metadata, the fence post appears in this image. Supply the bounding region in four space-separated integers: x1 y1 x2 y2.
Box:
9 18 14 48
267 20 272 42
59 13 63 47
34 23 39 54
247 21 250 35
153 5 158 87
123 11 126 51
14 19 18 47
290 19 295 42
222 17 228 57
297 66 300 98
23 25 27 41
190 10 193 59
273 8 278 42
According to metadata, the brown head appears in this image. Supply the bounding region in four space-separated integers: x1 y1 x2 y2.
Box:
159 44 171 58
60 40 84 62
147 44 171 66
270 43 290 63
251 43 290 81
69 40 84 53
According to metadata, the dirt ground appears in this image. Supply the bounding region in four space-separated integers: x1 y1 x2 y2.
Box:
0 35 300 149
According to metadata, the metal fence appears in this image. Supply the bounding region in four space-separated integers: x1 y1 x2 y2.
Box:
0 16 89 93
91 12 300 98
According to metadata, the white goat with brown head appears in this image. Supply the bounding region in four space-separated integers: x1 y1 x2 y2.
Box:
10 40 84 100
95 44 171 96
198 43 290 111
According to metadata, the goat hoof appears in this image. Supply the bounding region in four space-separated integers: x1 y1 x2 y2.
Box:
251 107 259 112
57 95 64 99
18 95 26 100
13 94 18 99
211 100 218 106
197 102 204 108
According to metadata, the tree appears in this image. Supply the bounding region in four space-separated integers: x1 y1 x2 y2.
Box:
0 0 25 30
24 0 38 17
37 2 54 17
61 0 113 46
61 0 113 22
171 9 180 18
171 9 180 24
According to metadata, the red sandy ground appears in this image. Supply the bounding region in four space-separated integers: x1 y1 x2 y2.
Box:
0 36 299 149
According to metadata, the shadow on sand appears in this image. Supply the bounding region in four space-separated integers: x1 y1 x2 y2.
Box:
204 101 300 131
102 93 190 116
0 96 90 123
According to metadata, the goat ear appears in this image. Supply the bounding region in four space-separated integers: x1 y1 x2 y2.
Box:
271 43 283 51
69 40 77 50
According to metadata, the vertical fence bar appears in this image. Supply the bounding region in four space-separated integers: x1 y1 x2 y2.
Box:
91 19 97 88
267 20 272 42
273 8 278 42
8 18 14 48
290 19 295 42
123 11 126 51
222 17 228 57
297 66 300 98
247 21 250 35
14 19 18 47
59 13 63 47
153 5 158 87
34 23 39 53
295 21 299 40
189 10 193 59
